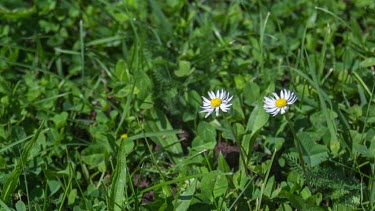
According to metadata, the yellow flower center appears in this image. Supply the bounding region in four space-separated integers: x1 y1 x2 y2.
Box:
210 98 222 107
275 98 287 108
120 133 128 139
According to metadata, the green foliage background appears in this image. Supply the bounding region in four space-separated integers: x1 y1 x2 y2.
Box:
0 0 374 210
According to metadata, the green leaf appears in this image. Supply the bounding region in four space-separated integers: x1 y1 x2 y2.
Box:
111 136 130 211
81 145 108 171
232 96 245 120
243 82 260 106
192 122 216 151
297 132 328 167
175 179 197 211
246 100 269 137
243 100 269 161
47 180 61 196
217 153 230 173
264 137 285 152
0 122 46 203
174 60 194 77
68 189 77 205
115 59 131 82
280 191 325 211
15 200 26 211
51 112 68 129
144 109 183 163
201 171 228 200
197 121 216 143
360 57 375 68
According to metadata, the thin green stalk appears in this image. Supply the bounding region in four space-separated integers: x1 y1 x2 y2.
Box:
370 162 375 209
259 11 271 82
136 117 173 200
256 148 277 211
284 112 309 186
79 20 85 81
230 125 250 176
58 163 74 211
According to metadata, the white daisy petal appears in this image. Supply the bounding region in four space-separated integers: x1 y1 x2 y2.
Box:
208 91 215 99
220 89 225 99
202 96 211 104
283 89 289 99
205 110 213 118
263 89 297 116
200 89 233 118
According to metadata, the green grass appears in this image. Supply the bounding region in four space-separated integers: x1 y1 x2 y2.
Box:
0 0 375 210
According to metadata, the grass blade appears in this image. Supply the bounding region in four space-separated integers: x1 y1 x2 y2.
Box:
0 121 46 203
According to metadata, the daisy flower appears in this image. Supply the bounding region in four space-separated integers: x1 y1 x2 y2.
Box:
263 89 297 116
200 89 233 118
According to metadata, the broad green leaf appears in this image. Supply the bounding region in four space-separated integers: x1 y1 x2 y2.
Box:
217 153 230 173
297 132 328 167
300 187 312 200
360 57 375 68
174 60 194 77
353 143 372 158
139 94 154 110
111 138 128 211
232 97 245 120
135 71 153 100
197 121 216 143
201 171 228 200
246 100 269 136
144 109 183 163
47 180 61 196
243 99 269 161
243 82 260 106
234 75 246 90
264 137 285 152
263 176 275 198
115 59 131 82
81 145 108 171
192 122 216 151
51 112 68 129
280 191 325 211
15 200 26 211
175 179 197 211
68 189 77 205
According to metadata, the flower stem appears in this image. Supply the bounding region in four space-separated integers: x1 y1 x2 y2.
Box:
285 112 310 186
